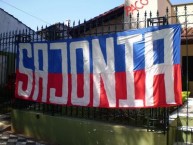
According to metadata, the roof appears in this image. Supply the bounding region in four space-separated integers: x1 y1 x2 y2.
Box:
70 3 193 44
37 22 70 40
89 4 124 23
70 4 124 37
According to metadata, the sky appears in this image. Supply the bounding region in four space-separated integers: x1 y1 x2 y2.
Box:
0 0 193 30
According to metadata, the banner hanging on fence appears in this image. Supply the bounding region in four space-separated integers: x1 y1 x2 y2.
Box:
15 24 182 108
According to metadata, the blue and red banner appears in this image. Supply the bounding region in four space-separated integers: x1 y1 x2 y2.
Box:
15 24 182 108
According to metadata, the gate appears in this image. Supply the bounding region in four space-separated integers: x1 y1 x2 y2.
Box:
0 4 193 145
0 32 16 114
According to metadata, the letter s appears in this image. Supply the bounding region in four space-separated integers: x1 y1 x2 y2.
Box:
17 43 33 98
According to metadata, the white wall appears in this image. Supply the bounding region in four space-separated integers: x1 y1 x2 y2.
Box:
0 8 32 34
124 0 172 29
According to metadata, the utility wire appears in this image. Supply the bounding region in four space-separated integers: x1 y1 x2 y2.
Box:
0 0 51 25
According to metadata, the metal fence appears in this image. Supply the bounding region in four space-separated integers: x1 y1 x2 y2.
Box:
0 5 193 144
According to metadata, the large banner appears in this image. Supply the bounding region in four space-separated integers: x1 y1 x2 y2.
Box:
15 24 182 108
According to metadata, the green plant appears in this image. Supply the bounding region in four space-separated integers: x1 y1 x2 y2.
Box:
181 91 190 102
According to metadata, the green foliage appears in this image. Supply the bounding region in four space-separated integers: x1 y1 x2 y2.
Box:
181 91 190 102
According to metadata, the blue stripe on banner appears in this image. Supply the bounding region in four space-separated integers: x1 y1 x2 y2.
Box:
67 41 71 74
48 49 62 73
38 50 43 71
114 43 126 72
153 39 164 65
17 24 181 73
173 24 181 64
133 41 145 71
22 48 34 70
76 48 84 74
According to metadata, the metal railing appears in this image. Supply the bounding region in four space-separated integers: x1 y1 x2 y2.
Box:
0 5 193 143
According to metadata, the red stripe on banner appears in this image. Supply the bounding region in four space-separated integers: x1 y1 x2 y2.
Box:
174 65 182 105
47 73 72 105
77 74 84 98
47 73 63 103
67 74 72 105
115 72 127 107
89 74 93 107
37 77 43 102
15 64 182 108
153 74 166 106
134 70 145 105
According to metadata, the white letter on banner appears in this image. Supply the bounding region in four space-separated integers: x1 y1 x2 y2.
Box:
92 37 116 107
70 41 90 106
32 43 48 102
144 28 175 106
49 42 68 104
117 34 144 107
18 43 33 98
